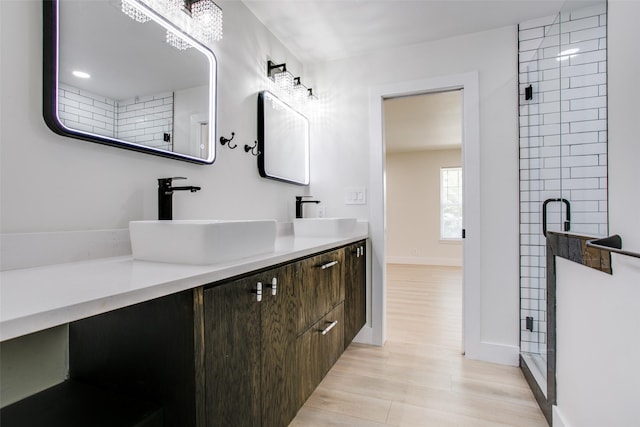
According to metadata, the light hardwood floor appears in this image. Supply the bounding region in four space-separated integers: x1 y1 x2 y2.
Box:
289 264 548 427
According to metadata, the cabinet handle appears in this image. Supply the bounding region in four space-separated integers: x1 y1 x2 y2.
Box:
320 320 339 336
252 282 263 302
320 260 339 270
265 277 277 296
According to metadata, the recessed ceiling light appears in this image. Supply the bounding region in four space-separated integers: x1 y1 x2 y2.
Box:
72 70 91 79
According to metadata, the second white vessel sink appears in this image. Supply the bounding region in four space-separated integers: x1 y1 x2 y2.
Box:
130 219 277 265
293 217 357 238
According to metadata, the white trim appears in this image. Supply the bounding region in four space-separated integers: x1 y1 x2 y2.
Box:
367 72 482 355
468 342 520 366
553 406 570 427
386 256 462 267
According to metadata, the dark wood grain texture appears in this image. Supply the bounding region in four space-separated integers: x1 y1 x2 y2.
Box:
260 263 299 427
297 251 345 334
344 241 367 347
296 303 345 405
69 290 198 427
204 276 262 427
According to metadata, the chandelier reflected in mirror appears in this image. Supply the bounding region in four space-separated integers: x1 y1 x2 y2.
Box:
121 0 223 50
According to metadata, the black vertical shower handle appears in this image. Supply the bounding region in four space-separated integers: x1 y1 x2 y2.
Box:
542 198 571 237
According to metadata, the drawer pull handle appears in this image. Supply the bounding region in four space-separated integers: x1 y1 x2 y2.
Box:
266 277 277 296
252 282 263 302
321 320 339 335
320 261 339 270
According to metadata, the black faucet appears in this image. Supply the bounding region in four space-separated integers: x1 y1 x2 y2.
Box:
158 177 201 220
295 196 320 219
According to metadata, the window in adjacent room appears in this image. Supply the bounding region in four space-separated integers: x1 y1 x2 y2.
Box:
440 167 463 240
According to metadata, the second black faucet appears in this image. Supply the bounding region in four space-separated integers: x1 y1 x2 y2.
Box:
295 196 320 219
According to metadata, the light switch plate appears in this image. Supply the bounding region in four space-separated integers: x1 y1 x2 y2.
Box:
344 187 367 205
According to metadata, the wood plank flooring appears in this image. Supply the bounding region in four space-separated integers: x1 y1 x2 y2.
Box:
289 264 547 427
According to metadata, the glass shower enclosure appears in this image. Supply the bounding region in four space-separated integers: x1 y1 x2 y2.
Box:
518 0 608 403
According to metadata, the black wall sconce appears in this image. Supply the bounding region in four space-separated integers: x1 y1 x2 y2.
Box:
267 59 317 101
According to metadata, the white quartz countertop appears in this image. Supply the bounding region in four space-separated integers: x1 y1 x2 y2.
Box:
0 228 368 342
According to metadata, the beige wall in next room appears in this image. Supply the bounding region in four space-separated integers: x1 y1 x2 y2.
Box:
386 148 462 266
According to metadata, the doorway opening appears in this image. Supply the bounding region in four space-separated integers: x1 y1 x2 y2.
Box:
383 90 464 349
367 72 481 357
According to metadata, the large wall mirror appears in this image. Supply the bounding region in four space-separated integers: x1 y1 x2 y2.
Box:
43 0 217 164
257 91 310 185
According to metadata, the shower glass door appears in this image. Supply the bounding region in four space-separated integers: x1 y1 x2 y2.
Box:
518 0 608 396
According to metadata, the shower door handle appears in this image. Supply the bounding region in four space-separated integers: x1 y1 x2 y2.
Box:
542 198 571 237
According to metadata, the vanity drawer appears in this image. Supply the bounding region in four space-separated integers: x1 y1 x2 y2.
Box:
296 302 344 405
297 249 345 334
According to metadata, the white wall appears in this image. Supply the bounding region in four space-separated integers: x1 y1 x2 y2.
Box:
553 1 640 426
307 26 520 361
0 0 309 406
386 149 462 266
173 85 208 156
0 0 306 236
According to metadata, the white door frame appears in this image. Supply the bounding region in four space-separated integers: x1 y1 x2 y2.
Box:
362 72 481 354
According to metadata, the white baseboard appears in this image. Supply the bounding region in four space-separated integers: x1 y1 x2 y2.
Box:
352 325 377 346
386 256 462 267
553 406 570 427
465 341 520 366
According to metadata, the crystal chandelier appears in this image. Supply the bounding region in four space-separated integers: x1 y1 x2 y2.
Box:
191 0 223 43
166 30 192 50
121 0 223 50
121 0 151 23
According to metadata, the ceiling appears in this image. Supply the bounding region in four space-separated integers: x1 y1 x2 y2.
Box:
59 0 209 100
384 90 462 153
241 0 600 64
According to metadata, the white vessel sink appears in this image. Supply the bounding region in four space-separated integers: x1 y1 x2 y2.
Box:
130 220 277 265
293 217 357 238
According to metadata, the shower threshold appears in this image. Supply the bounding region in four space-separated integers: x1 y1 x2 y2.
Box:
521 352 547 398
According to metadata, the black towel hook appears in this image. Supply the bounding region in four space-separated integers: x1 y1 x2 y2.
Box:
220 132 237 149
244 141 260 157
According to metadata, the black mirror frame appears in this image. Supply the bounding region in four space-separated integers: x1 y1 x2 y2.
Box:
257 90 310 186
42 0 217 165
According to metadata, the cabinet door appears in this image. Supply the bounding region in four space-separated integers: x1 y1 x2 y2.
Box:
204 265 298 427
260 263 299 427
297 303 345 404
204 276 262 427
297 250 345 334
344 241 367 347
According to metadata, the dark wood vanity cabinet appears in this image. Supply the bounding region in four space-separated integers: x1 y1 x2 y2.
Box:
68 240 367 427
69 289 200 427
297 249 345 334
203 264 298 427
344 241 367 347
295 249 347 404
297 303 345 404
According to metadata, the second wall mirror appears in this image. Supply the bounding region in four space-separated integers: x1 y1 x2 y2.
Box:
257 91 310 185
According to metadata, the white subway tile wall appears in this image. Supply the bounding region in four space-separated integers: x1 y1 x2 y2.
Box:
58 83 116 138
518 3 608 356
57 84 173 151
117 93 174 151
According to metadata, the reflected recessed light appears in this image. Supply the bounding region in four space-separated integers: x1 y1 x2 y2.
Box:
557 48 580 61
72 70 91 79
